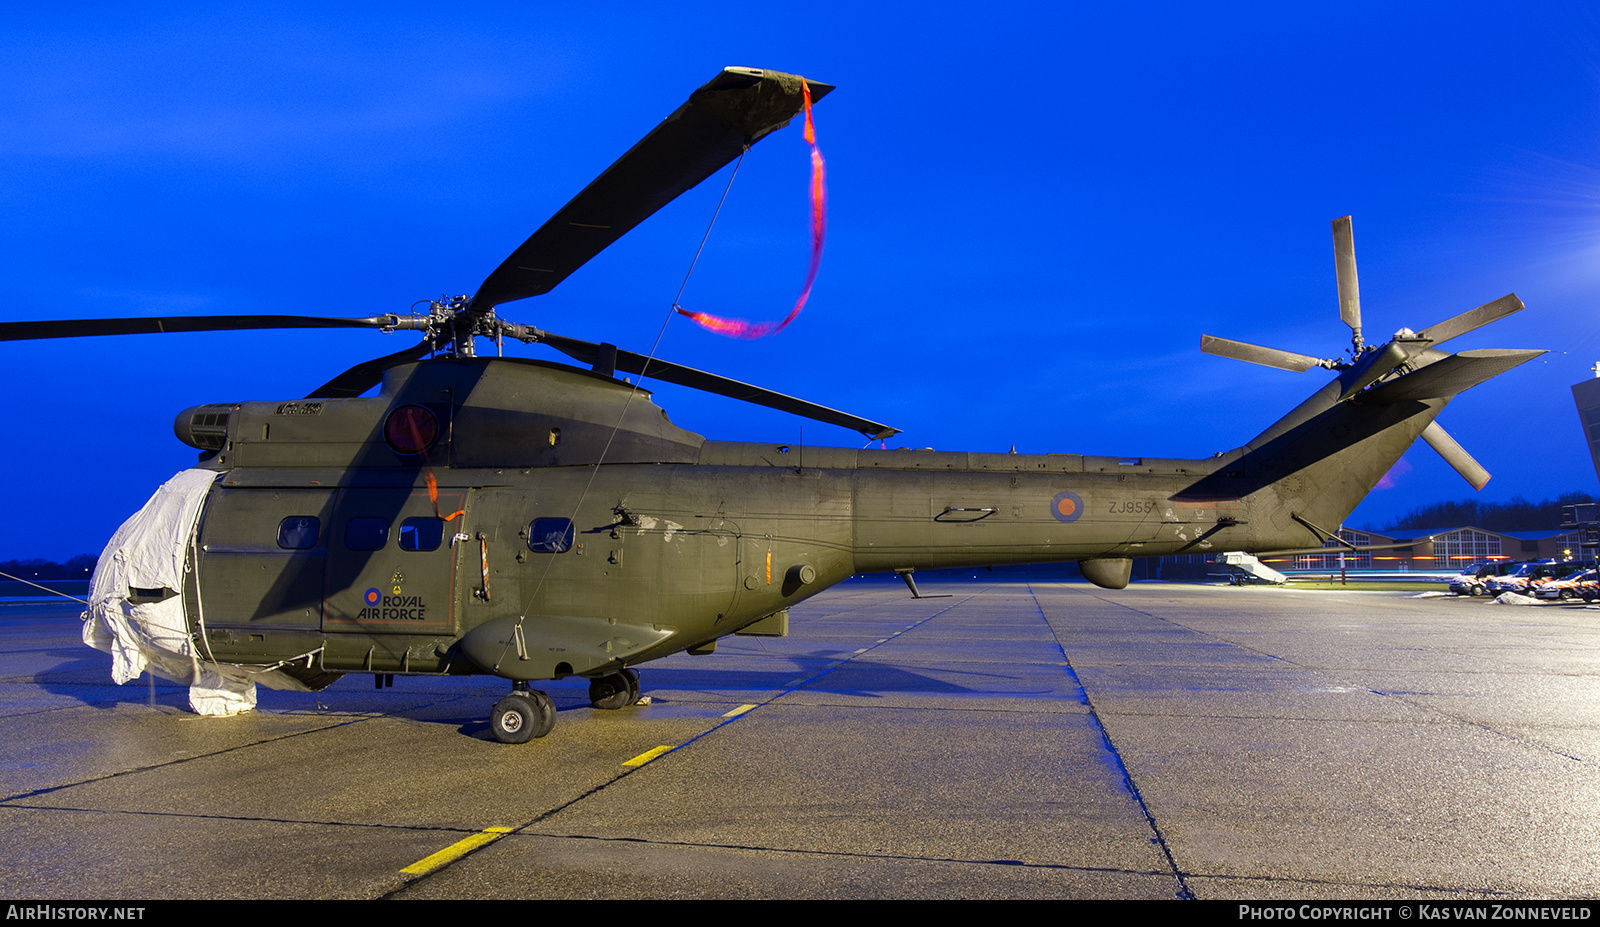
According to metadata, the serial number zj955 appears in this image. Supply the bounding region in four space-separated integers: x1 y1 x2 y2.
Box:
1108 500 1156 514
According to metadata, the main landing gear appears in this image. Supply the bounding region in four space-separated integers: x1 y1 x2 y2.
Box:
488 669 643 743
490 682 555 744
588 668 640 710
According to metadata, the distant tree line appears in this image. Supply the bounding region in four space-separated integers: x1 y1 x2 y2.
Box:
1369 492 1595 533
0 555 98 581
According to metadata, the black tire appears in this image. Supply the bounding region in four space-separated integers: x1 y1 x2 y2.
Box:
589 673 632 710
526 690 556 738
1469 585 1484 597
622 667 640 704
491 695 536 744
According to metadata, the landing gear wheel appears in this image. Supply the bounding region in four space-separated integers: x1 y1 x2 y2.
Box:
589 669 640 710
490 690 555 743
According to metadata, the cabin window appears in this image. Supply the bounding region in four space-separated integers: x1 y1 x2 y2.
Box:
345 517 389 551
527 518 574 553
277 516 320 550
400 517 444 552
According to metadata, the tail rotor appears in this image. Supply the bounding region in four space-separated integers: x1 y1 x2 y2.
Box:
1201 216 1530 489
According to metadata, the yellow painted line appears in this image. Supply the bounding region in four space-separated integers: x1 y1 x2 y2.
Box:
722 704 758 718
854 648 868 654
401 827 513 875
623 745 674 767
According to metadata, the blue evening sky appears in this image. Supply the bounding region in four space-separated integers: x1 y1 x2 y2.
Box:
4 3 1599 560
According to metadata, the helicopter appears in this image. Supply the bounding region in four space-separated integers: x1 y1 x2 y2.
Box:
4 67 1541 743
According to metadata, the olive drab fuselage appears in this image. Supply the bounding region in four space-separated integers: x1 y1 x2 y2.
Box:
175 352 1447 686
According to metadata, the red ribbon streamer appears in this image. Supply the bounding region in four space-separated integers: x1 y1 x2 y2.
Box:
403 413 465 522
676 79 825 339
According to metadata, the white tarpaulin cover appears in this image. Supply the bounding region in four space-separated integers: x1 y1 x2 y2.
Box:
82 468 314 716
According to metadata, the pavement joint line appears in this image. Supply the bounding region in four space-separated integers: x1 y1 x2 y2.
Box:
1027 582 1194 901
0 802 523 836
519 829 1179 878
0 716 373 805
616 586 998 766
380 584 1069 897
1180 870 1524 897
400 826 513 875
526 584 1003 823
1059 586 1596 766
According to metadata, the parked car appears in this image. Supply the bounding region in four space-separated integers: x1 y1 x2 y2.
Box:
1491 560 1577 597
1534 567 1599 601
1449 561 1516 596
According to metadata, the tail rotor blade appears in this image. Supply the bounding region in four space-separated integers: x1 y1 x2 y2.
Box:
1332 216 1362 349
1201 335 1333 373
1416 294 1525 347
1421 420 1491 490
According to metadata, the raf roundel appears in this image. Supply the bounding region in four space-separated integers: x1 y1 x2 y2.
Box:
364 588 382 606
1050 491 1084 524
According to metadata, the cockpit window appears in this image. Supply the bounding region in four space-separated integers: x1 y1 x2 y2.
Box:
277 516 320 550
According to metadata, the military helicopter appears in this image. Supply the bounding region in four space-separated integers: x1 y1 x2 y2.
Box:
4 67 1541 743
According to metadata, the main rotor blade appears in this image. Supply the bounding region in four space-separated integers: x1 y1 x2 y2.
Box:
469 68 833 314
1201 334 1331 372
0 315 396 342
306 339 435 399
1332 216 1362 345
1421 420 1491 490
1415 294 1525 347
538 332 899 440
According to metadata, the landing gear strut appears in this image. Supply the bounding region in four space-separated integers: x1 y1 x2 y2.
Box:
490 682 555 744
588 667 641 710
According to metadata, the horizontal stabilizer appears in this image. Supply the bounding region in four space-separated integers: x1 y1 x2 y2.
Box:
1360 349 1543 404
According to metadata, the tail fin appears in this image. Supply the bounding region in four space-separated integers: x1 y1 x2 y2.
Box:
1181 347 1542 550
1194 218 1541 551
